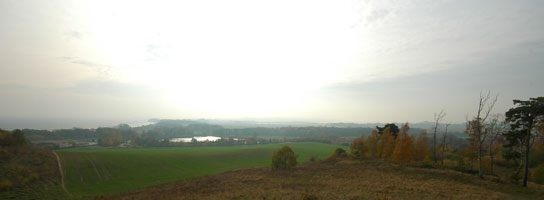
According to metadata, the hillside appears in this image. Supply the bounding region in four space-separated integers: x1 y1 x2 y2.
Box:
0 146 70 200
101 160 544 200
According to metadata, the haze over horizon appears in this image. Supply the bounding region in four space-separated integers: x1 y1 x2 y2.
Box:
1 0 543 125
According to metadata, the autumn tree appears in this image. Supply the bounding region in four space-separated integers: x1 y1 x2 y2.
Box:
393 123 414 165
350 137 366 160
504 97 544 187
365 130 379 158
97 128 124 147
413 129 430 162
382 128 397 159
271 145 297 170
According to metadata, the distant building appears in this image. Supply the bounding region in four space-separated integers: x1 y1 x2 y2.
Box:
58 142 73 148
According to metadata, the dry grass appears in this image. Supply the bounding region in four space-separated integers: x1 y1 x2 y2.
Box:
97 159 544 200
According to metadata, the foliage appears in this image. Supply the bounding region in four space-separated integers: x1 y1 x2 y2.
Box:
376 123 400 137
97 128 125 147
350 137 366 160
393 123 414 164
0 146 69 199
327 148 347 161
531 164 544 184
381 129 396 159
503 97 544 186
365 130 379 158
271 145 297 170
413 130 430 162
530 144 544 168
0 129 28 147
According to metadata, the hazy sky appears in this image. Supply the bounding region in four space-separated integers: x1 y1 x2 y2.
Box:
1 0 543 124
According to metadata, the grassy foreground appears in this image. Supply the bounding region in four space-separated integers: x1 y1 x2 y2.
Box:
0 147 70 200
56 142 342 197
103 160 544 200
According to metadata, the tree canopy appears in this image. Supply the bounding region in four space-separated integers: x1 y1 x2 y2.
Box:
376 123 400 137
503 97 544 187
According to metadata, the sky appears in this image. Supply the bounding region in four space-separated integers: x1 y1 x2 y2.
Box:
0 0 543 126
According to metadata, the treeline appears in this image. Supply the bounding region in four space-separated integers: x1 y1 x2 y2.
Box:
18 121 383 145
21 128 98 141
21 123 378 141
18 119 473 150
348 96 544 186
349 124 433 165
0 129 28 147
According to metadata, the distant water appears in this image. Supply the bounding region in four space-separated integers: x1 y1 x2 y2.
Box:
0 117 153 130
170 136 222 143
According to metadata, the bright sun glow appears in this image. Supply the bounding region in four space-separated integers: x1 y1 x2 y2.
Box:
76 0 360 117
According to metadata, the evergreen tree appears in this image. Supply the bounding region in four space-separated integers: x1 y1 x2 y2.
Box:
504 97 544 187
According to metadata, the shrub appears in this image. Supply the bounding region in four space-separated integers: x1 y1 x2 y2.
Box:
271 145 297 170
531 163 544 184
0 179 12 190
327 148 347 161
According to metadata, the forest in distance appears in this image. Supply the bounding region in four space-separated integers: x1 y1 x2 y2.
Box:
19 119 469 149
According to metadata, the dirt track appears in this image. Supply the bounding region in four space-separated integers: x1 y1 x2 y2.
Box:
53 151 71 196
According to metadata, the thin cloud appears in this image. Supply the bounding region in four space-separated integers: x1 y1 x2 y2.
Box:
60 79 159 97
59 57 113 77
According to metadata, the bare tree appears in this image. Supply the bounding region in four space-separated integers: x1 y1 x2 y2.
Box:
440 123 451 165
485 114 505 174
468 91 498 179
432 110 446 163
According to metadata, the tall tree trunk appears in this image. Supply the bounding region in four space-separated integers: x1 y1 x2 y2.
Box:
441 142 445 166
433 127 437 163
523 122 533 187
523 131 530 187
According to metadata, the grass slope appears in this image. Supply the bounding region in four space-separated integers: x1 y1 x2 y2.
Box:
56 142 342 197
0 147 70 200
103 160 544 200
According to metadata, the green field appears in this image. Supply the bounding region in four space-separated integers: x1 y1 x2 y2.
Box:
56 142 342 197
